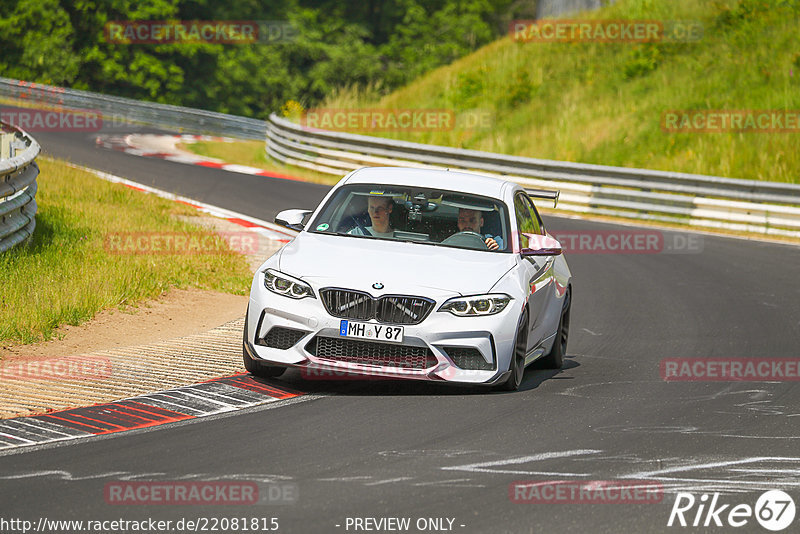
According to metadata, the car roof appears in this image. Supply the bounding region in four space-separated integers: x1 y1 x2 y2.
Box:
343 167 511 199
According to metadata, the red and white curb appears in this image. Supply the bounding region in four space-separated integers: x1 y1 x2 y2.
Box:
67 162 299 244
94 133 305 182
0 164 310 452
0 375 302 451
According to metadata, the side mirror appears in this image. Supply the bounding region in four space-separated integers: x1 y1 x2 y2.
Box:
521 234 562 256
275 209 312 232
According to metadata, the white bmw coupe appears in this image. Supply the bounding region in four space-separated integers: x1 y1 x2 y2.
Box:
243 167 571 390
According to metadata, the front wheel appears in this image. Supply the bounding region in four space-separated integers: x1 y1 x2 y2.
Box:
499 309 528 391
540 288 571 369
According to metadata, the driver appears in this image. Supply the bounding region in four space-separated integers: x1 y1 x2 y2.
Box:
348 196 395 237
457 208 502 250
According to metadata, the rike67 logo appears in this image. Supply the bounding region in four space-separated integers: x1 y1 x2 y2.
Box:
668 490 796 531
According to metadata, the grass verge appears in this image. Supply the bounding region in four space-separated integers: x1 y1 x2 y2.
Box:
0 157 252 347
317 0 800 183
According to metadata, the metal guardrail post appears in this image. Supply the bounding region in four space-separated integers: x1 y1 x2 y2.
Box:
0 133 14 160
264 113 800 238
0 76 268 140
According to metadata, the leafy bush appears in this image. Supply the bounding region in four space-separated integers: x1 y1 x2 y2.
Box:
0 0 516 119
622 45 662 79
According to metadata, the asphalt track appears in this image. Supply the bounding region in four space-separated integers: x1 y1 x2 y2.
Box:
2 120 800 534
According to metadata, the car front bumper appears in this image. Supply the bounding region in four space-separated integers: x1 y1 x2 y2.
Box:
245 283 520 385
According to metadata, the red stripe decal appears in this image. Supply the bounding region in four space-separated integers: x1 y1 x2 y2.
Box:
226 218 262 228
224 218 295 239
255 170 306 182
213 374 303 400
195 161 225 168
7 376 302 445
99 404 180 424
175 199 202 209
34 402 193 435
116 400 193 419
36 414 111 433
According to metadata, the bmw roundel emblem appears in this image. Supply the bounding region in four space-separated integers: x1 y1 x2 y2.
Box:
372 282 384 290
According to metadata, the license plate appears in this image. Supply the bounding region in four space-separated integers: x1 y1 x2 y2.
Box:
339 320 404 343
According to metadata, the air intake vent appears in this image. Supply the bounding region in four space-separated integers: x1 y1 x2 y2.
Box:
307 336 437 369
443 346 493 370
259 327 307 349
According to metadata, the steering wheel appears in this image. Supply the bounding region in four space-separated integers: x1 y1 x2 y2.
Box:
440 231 487 249
339 214 372 236
354 217 372 236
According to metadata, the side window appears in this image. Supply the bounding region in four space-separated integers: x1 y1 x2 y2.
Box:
514 193 536 249
523 195 544 235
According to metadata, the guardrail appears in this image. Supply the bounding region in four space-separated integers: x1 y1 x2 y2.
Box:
0 77 266 140
0 122 39 252
3 76 799 237
265 113 800 237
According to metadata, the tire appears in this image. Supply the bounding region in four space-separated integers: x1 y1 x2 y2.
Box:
499 309 528 391
540 288 571 370
242 307 287 379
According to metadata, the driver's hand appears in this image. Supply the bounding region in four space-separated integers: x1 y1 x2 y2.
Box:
485 237 499 250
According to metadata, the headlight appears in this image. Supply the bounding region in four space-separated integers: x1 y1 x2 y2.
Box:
438 294 511 316
264 269 315 299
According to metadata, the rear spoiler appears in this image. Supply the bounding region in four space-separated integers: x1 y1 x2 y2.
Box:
526 189 560 208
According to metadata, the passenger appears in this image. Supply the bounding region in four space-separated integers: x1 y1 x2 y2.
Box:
457 208 503 250
349 196 395 237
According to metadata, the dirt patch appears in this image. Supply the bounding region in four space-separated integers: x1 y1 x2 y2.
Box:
0 203 286 418
0 288 248 363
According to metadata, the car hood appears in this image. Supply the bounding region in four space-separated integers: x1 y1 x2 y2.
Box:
277 232 516 296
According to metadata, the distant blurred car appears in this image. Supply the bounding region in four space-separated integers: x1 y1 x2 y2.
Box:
243 167 571 390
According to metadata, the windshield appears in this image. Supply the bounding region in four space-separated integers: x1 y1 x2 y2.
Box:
308 184 510 252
